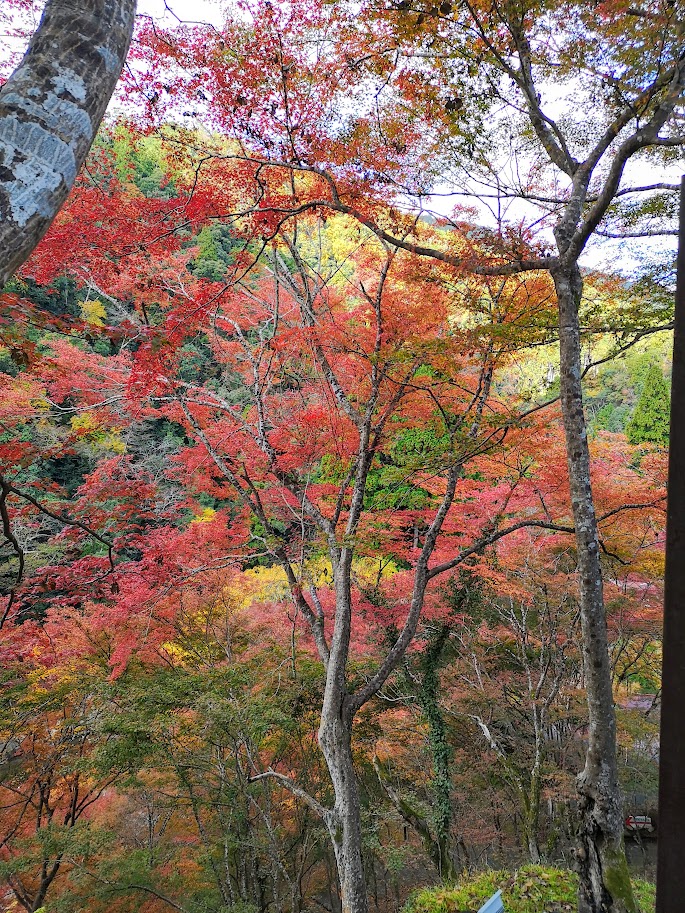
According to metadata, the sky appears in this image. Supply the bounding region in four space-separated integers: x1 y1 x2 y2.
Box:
138 0 226 27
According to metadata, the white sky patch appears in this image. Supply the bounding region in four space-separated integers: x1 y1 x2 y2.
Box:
138 0 226 28
424 174 680 275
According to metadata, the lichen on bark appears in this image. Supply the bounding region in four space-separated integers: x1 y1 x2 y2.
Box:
0 0 137 285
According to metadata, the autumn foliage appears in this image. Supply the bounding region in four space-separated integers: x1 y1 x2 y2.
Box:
0 0 675 909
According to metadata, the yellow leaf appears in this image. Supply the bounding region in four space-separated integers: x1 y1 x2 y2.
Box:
80 298 107 326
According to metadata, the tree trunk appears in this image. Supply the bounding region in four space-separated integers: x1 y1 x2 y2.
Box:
523 800 542 865
373 753 459 883
319 709 369 913
0 0 137 286
374 628 462 882
524 765 543 865
553 263 636 913
416 630 460 881
527 834 542 866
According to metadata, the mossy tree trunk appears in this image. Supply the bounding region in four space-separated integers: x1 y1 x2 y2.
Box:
552 260 636 913
375 624 466 882
414 626 463 880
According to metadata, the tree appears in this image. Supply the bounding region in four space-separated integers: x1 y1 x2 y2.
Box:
159 237 549 913
626 365 670 447
87 607 332 913
0 0 137 286
2 158 592 912
127 3 683 908
1 3 676 897
375 621 464 883
454 570 582 867
0 656 122 913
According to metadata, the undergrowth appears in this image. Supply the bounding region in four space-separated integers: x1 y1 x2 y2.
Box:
403 865 656 913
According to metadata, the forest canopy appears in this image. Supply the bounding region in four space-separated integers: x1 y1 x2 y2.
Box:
0 2 681 913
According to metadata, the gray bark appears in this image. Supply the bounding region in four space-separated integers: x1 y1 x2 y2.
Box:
553 260 636 913
0 0 137 286
314 553 369 913
320 709 368 913
524 772 543 865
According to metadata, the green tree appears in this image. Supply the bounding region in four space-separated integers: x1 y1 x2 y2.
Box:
626 365 670 447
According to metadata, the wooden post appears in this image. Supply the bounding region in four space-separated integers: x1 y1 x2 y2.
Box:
656 175 685 913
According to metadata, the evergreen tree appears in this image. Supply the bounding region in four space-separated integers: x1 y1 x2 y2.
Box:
626 364 670 447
